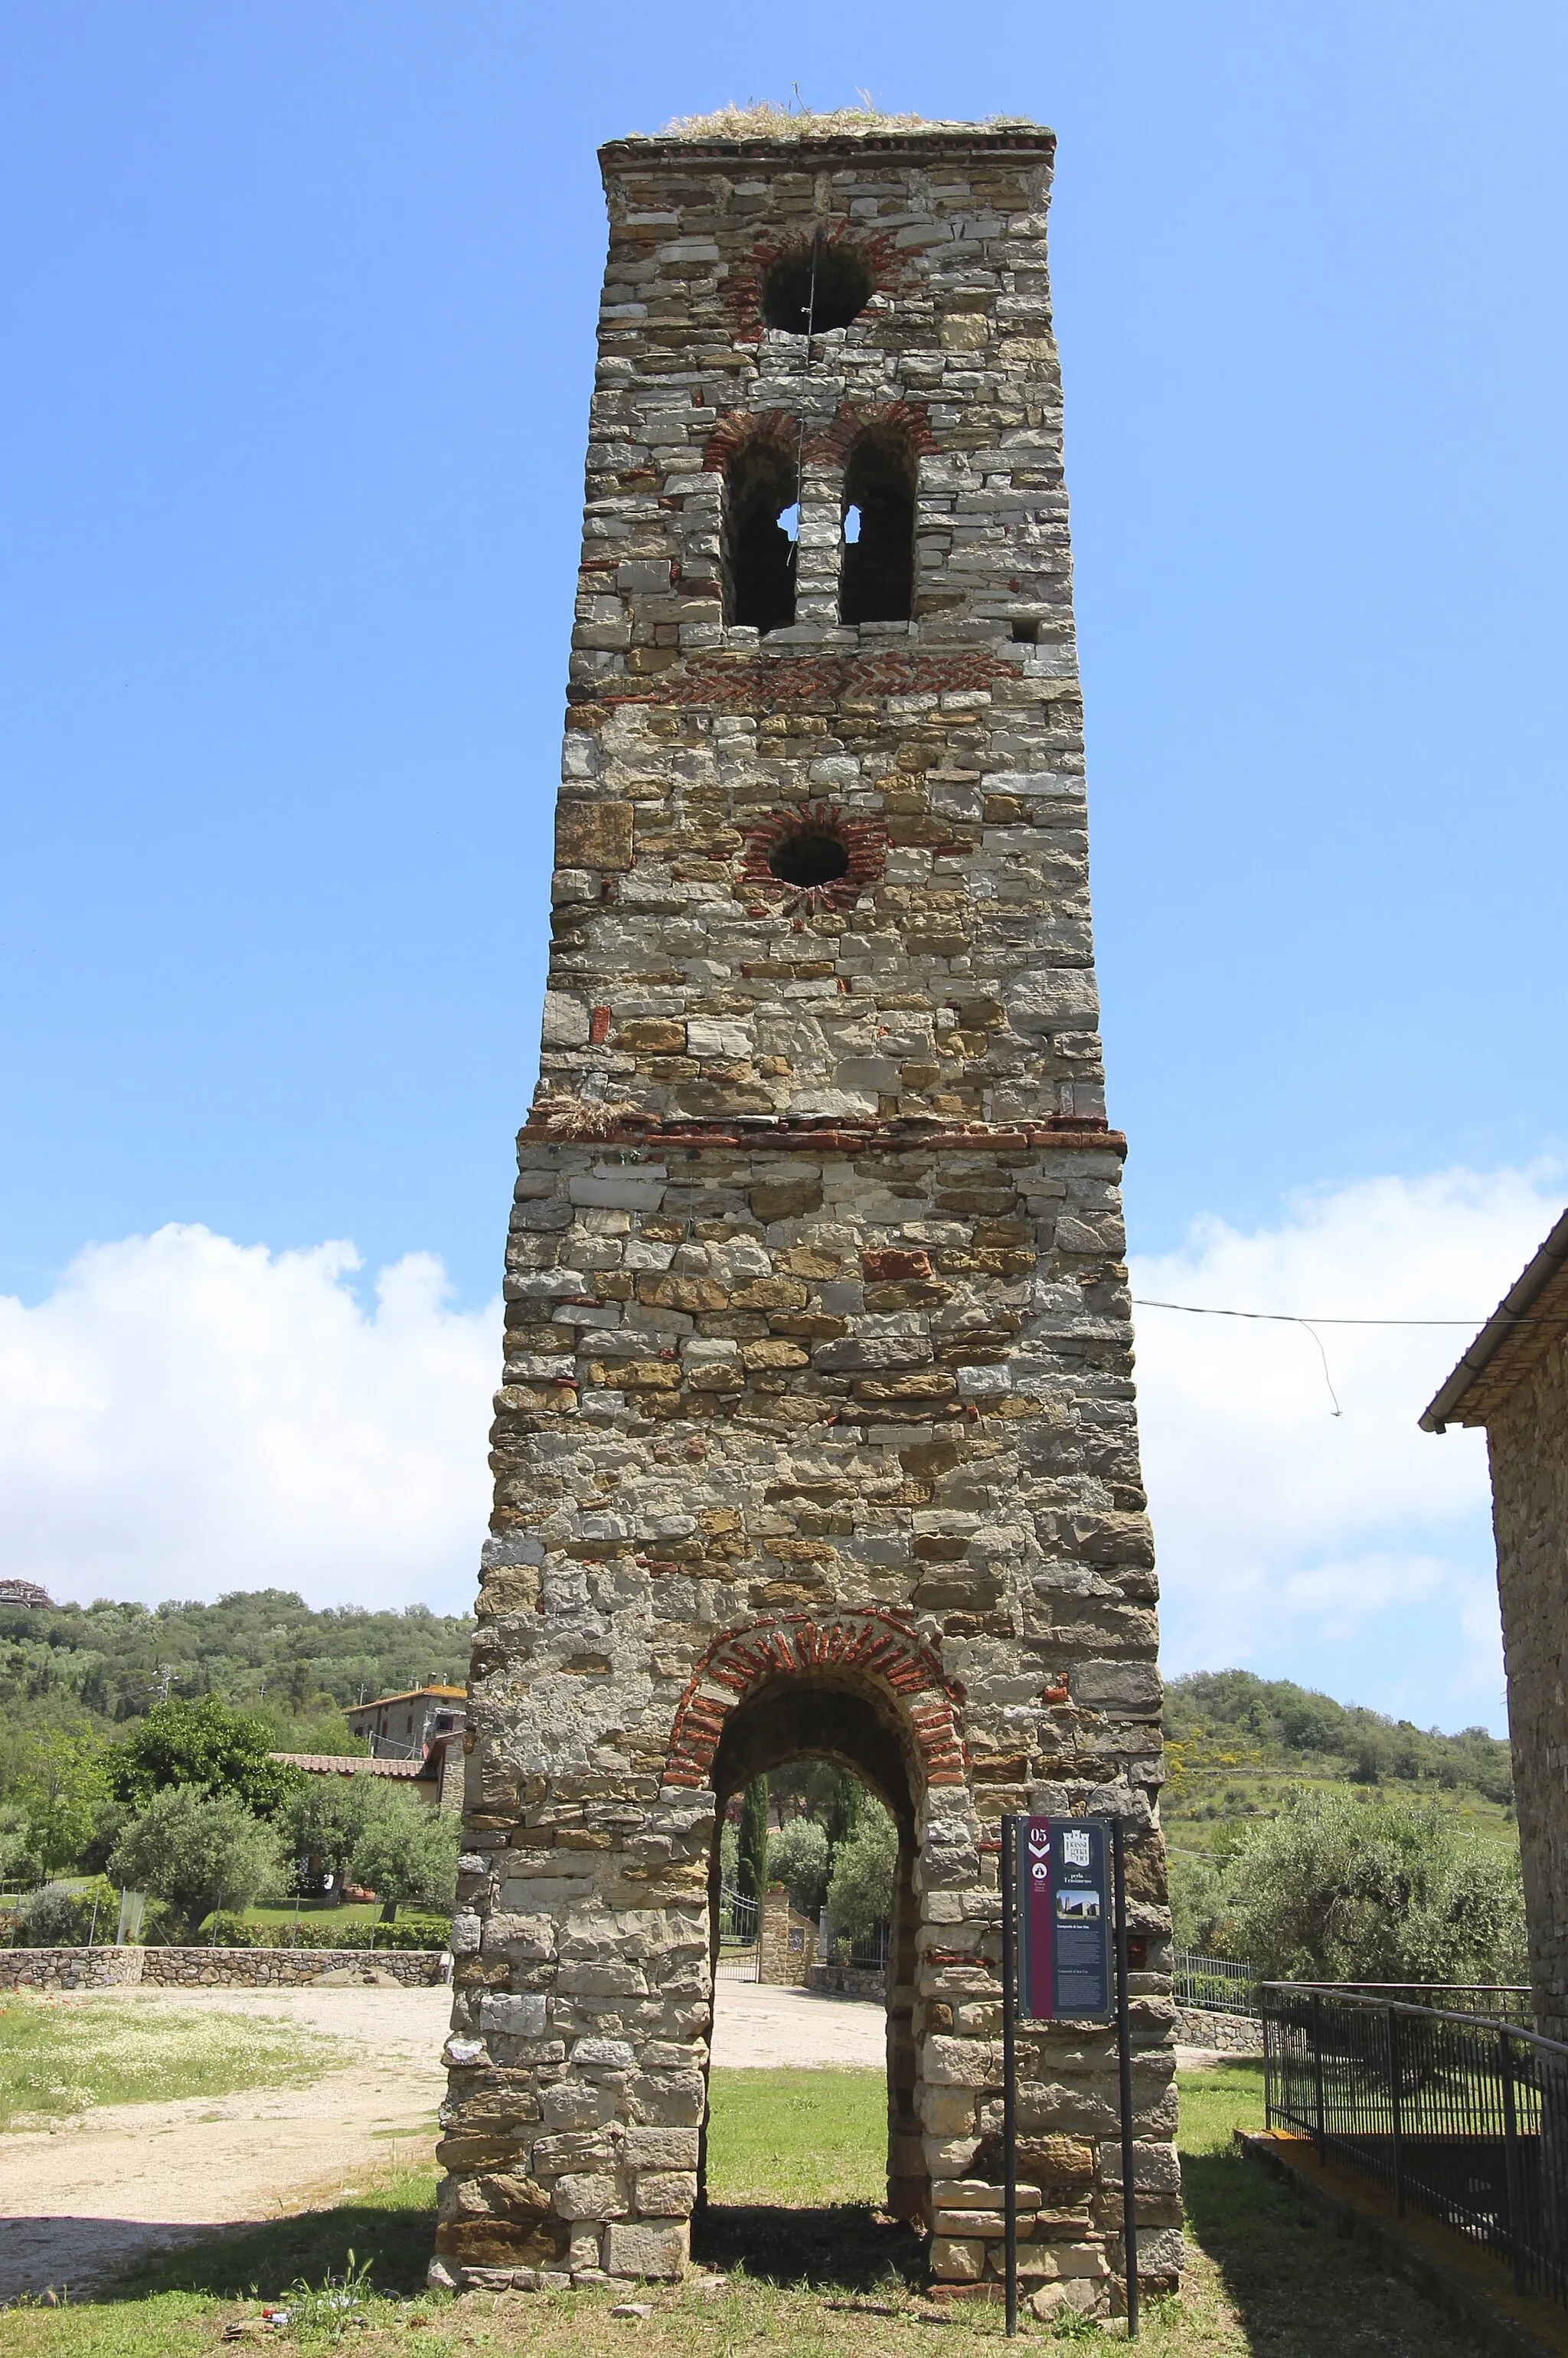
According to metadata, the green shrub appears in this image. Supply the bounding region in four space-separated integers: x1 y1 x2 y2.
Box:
244 1914 450 1951
768 1818 829 1917
12 1876 117 1947
825 1797 897 1942
1227 1787 1527 1984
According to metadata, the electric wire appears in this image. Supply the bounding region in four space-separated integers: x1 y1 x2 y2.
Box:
1133 1302 1568 1328
786 230 820 590
1130 1297 1568 1420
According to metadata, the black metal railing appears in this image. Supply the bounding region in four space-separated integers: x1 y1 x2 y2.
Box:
1327 1982 1534 2026
1174 1949 1258 2017
848 1919 890 1973
1264 1983 1568 2306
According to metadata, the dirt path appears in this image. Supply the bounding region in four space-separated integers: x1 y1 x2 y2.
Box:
0 1984 449 2302
0 1980 890 2301
710 1980 887 2069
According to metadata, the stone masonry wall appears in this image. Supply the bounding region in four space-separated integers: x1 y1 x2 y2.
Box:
439 123 1176 2316
1485 1270 1568 2045
1174 2006 1261 2055
0 1946 145 1991
0 1947 450 1991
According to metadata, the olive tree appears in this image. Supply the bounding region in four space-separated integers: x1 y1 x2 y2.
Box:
109 1786 281 1941
351 1788 459 1921
825 1797 898 1945
1227 1789 1526 1985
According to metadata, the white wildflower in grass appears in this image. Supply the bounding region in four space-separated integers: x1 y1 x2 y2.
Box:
0 1996 341 2128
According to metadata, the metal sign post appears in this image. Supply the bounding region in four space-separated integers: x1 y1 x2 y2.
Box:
1001 1814 1018 2337
1001 1813 1138 2338
1111 1817 1140 2340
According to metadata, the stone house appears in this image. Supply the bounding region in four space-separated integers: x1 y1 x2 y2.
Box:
1422 1205 1568 2041
434 116 1176 2314
345 1683 466 1760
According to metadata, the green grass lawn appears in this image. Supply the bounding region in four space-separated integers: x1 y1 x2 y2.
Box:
0 1994 341 2130
0 2057 1504 2355
705 2068 887 2206
238 1901 381 1929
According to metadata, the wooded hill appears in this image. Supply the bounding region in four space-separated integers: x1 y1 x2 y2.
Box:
2 1592 1516 1846
1164 1669 1515 1858
0 1589 473 1755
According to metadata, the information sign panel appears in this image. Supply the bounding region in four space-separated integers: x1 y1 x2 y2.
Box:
1015 1816 1112 2022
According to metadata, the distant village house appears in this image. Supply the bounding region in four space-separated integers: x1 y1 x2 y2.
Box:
270 1683 466 1813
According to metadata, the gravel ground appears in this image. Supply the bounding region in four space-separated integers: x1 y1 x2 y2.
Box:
0 1979 887 2300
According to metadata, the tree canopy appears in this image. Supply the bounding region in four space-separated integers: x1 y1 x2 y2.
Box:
108 1696 300 1819
109 1786 282 1940
1217 1789 1527 1985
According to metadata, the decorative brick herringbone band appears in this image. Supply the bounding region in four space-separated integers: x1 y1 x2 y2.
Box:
575 649 1018 711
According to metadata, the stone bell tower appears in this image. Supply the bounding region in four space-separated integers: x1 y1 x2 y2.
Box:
434 118 1178 2316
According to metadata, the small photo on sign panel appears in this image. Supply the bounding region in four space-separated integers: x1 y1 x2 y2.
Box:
1056 1889 1102 1920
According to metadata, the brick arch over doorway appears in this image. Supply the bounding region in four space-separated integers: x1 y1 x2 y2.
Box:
664 1611 967 1796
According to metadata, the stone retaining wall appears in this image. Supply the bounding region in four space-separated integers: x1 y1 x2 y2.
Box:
1175 2006 1260 2053
810 1961 887 2002
0 1945 450 1990
0 1945 145 1990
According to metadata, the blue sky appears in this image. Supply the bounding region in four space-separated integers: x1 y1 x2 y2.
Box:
2 4 1565 1726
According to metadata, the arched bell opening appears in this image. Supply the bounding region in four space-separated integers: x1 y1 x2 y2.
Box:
723 433 799 635
838 427 917 626
699 1673 929 2237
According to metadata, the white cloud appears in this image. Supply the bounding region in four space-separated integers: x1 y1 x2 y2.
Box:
1132 1165 1564 1732
0 1225 498 1614
1 1171 1558 1732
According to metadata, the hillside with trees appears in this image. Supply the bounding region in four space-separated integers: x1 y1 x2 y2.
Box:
1163 1668 1514 1855
0 1588 473 1756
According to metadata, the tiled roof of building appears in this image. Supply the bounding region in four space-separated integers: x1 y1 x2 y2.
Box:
345 1686 466 1712
1421 1204 1568 1431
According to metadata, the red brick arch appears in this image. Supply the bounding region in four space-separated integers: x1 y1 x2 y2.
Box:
822 398 936 466
663 1610 967 1791
702 407 797 476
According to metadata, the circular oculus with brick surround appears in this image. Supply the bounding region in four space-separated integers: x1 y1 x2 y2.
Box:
739 804 886 915
759 239 876 335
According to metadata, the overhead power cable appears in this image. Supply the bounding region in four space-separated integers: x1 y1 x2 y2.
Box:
1131 1297 1568 1421
1132 1301 1568 1327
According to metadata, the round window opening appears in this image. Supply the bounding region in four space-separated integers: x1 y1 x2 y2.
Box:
768 826 851 888
760 241 875 335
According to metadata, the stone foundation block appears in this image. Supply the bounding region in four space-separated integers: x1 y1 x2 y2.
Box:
603 2221 688 2281
930 2236 985 2283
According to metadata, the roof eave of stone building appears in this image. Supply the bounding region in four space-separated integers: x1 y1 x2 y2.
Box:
599 123 1057 171
1419 1202 1568 1433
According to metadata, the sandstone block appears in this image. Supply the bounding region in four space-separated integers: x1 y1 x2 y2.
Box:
603 2220 688 2280
634 2171 698 2214
556 802 634 871
931 2237 985 2282
554 2173 625 2221
622 2127 701 2170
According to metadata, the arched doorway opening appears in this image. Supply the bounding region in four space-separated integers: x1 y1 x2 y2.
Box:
696 1666 929 2275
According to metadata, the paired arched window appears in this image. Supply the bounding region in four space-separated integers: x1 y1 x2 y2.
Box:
720 421 918 636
